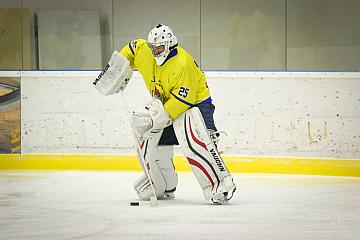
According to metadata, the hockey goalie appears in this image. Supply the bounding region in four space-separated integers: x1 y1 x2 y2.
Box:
94 24 236 204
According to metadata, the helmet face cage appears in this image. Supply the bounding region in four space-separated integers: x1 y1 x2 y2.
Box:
147 24 177 65
147 41 169 57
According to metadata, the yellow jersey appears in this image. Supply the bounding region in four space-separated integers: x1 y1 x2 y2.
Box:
120 39 211 120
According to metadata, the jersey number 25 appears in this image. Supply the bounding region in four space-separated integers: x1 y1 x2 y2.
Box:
178 87 189 98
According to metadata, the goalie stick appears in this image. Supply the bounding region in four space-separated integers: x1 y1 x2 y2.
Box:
119 91 159 207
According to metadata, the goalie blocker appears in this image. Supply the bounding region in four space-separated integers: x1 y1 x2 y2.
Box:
93 51 133 96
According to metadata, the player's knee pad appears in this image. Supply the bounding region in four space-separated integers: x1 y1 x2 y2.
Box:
173 107 236 204
134 134 177 200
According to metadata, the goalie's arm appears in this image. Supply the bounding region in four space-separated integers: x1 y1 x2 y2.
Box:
119 41 136 68
119 39 148 68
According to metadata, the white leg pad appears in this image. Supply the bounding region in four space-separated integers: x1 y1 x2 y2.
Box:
133 133 178 200
173 107 236 203
156 146 178 192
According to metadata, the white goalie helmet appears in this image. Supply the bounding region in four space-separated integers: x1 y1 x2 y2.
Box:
147 24 178 65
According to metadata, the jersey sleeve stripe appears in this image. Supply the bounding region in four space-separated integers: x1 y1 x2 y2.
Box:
171 92 194 107
128 42 135 55
197 97 212 105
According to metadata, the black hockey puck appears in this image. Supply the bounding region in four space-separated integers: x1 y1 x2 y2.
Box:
130 201 139 206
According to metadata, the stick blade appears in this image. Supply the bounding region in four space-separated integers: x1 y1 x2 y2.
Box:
150 195 159 207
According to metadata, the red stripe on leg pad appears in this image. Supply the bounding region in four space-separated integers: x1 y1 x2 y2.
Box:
187 157 214 188
188 117 207 150
140 140 145 149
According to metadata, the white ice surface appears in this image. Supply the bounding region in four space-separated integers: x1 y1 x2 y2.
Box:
0 171 359 240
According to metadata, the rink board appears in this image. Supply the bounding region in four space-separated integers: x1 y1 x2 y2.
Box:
19 71 360 159
1 154 359 177
1 71 359 177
